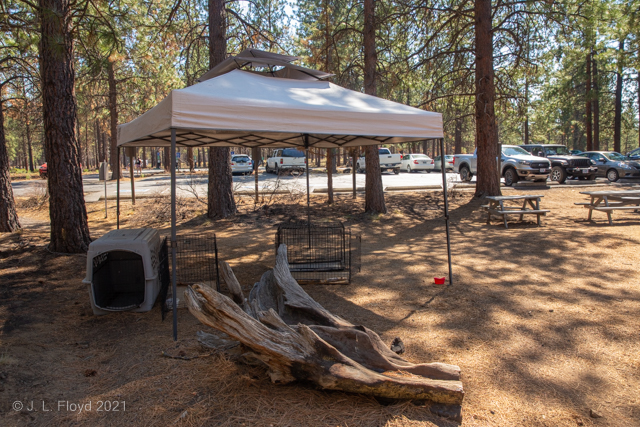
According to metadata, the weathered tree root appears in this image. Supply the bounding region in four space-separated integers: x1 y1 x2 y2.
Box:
185 245 464 404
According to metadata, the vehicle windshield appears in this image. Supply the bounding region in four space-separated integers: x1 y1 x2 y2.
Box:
604 152 626 161
445 155 453 160
282 149 305 158
412 154 428 158
232 156 249 161
545 146 571 155
502 146 530 156
378 148 391 155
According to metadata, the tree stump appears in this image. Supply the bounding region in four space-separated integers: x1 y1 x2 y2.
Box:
185 245 464 404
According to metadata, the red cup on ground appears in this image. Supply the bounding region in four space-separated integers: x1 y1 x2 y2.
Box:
434 277 446 285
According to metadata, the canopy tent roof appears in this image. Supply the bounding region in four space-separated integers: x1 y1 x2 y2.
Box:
197 48 334 82
117 69 444 149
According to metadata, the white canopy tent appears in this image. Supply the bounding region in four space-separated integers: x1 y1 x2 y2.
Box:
116 56 452 340
117 69 444 148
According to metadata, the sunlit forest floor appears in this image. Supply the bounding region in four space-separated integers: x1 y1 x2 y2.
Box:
1 188 639 426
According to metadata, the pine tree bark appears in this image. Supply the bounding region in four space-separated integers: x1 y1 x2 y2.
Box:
163 147 170 171
38 0 91 252
207 0 236 218
0 98 21 232
585 53 592 151
637 74 640 148
592 56 600 151
474 0 501 197
107 59 121 179
363 0 386 214
613 41 624 154
454 117 462 154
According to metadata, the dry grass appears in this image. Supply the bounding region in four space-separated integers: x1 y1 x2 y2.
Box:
1 187 640 426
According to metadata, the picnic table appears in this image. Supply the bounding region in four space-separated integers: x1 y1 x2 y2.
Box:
577 189 640 225
482 195 549 229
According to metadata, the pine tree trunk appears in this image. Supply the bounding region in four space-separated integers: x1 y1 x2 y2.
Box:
474 0 501 197
637 74 639 148
207 0 235 218
363 0 386 214
187 147 194 171
613 41 624 153
454 117 462 154
592 56 600 151
107 60 121 179
585 53 592 151
38 0 91 252
164 147 170 171
0 100 21 232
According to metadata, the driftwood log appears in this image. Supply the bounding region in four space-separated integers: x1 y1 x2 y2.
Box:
185 245 464 404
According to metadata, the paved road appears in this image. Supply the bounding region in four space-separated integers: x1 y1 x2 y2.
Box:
12 168 634 201
12 168 459 200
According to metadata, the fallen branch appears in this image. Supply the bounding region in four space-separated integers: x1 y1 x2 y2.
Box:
185 245 464 404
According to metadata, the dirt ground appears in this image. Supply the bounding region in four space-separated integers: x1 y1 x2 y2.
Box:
1 186 639 427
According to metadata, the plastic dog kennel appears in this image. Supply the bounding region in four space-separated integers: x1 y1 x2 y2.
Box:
83 228 163 315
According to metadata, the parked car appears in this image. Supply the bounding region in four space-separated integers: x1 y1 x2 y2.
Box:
230 154 253 175
39 162 47 178
265 148 306 175
577 151 640 182
401 153 434 173
519 144 597 183
434 155 454 171
356 147 401 174
626 147 640 161
453 145 551 186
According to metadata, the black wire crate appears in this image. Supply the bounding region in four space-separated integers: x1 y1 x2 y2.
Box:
275 222 360 284
159 234 219 319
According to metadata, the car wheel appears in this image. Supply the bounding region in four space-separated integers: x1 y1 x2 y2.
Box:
407 165 412 173
504 168 518 186
394 168 400 175
588 174 596 181
606 168 619 182
550 166 567 184
459 166 472 182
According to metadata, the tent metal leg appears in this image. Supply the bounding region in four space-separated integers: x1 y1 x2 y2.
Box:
116 147 120 229
304 134 311 247
171 129 178 341
439 138 453 285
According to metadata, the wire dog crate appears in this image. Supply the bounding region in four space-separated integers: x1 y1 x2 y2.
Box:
275 222 360 284
158 234 219 320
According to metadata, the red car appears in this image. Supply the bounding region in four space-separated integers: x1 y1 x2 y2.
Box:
39 163 47 178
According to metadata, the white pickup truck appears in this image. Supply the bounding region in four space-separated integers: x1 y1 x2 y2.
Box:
356 147 401 174
265 148 306 174
453 145 551 186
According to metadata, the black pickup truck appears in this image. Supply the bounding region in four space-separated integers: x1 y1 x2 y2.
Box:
519 144 597 184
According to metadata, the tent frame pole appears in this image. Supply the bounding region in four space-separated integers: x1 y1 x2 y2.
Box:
171 129 178 341
116 147 120 229
439 138 453 285
304 134 311 247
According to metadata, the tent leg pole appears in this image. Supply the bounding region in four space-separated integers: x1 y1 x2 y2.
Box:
171 129 178 341
352 148 357 199
116 147 120 229
439 138 453 285
304 134 311 247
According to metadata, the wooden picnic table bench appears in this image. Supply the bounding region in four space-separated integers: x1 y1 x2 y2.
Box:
577 190 640 225
483 195 549 229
